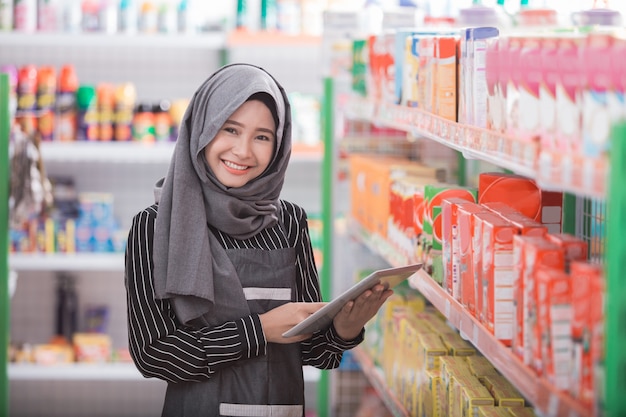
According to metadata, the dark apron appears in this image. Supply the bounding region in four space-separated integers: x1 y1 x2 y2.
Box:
161 246 305 417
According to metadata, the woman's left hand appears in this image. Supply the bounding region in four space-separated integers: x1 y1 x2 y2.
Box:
332 282 394 341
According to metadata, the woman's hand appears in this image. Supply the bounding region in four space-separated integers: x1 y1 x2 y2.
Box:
259 302 326 344
332 282 393 341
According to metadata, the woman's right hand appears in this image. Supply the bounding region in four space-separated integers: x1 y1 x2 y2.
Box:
259 302 326 344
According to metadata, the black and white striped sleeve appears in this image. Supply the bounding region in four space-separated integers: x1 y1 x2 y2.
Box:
281 201 364 369
124 205 267 383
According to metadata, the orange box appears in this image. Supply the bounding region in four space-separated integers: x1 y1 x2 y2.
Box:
477 211 517 345
512 235 565 368
441 198 482 298
434 35 458 121
570 260 603 405
536 267 572 390
457 202 490 315
478 172 563 233
546 232 588 272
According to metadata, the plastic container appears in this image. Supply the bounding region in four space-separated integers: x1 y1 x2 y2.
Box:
36 66 57 141
97 83 115 142
153 100 172 142
113 82 136 141
56 64 79 142
132 103 155 143
76 84 98 141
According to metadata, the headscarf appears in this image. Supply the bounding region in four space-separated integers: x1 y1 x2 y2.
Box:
152 63 292 325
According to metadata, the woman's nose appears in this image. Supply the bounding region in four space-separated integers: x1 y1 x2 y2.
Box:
232 137 252 157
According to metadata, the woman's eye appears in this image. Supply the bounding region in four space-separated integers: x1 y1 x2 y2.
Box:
256 135 272 142
224 127 237 134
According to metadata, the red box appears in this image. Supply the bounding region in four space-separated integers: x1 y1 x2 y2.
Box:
457 203 490 315
477 211 517 345
536 267 572 390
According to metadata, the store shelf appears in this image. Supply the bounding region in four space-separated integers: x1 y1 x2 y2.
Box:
9 253 124 272
39 141 176 164
37 141 322 164
0 31 226 49
227 29 321 46
346 96 608 200
349 222 592 417
8 362 320 382
351 346 409 417
8 363 144 381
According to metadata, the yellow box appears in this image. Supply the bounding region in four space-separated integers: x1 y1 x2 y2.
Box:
477 405 515 416
506 407 538 417
465 355 499 383
419 369 442 417
439 331 477 357
416 332 448 373
441 356 473 417
481 374 526 408
450 368 483 417
461 382 495 417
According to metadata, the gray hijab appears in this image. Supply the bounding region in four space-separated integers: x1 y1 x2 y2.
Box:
152 63 292 325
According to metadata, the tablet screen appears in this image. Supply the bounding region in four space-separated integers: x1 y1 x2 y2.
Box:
282 263 423 338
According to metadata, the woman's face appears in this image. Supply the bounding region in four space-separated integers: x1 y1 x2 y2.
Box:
204 99 277 188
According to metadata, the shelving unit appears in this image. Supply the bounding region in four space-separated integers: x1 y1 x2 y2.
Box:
332 85 616 416
2 29 328 417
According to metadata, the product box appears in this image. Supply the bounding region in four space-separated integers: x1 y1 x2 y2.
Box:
423 184 477 283
581 31 614 158
394 28 421 105
478 172 562 233
461 382 496 417
351 38 368 97
469 27 500 129
465 355 499 383
477 211 517 345
507 408 539 417
546 232 588 272
419 370 442 417
440 356 472 417
439 331 476 357
570 260 603 405
368 31 396 105
418 35 436 113
485 33 504 133
512 235 565 368
536 267 573 390
449 369 482 417
504 35 524 138
481 373 526 407
434 35 459 122
518 35 543 143
441 197 482 298
554 33 586 155
416 332 448 373
457 202 490 314
539 34 561 151
478 406 516 417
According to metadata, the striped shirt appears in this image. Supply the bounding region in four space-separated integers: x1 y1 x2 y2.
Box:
125 200 362 383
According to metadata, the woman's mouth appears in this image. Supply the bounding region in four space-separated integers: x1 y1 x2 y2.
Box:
223 160 250 172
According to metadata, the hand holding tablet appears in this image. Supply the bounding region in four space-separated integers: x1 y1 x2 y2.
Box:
282 263 423 338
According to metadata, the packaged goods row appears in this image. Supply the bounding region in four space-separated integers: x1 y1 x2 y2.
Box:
347 153 603 413
3 63 187 143
364 290 539 417
353 23 626 163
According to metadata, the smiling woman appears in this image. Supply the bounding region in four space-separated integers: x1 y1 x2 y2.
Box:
124 63 393 417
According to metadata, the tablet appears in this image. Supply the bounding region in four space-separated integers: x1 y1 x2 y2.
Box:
282 263 423 338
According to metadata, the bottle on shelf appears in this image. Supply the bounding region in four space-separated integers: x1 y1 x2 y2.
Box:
56 64 79 142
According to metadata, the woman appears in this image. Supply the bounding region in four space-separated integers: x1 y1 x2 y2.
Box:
124 63 392 417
